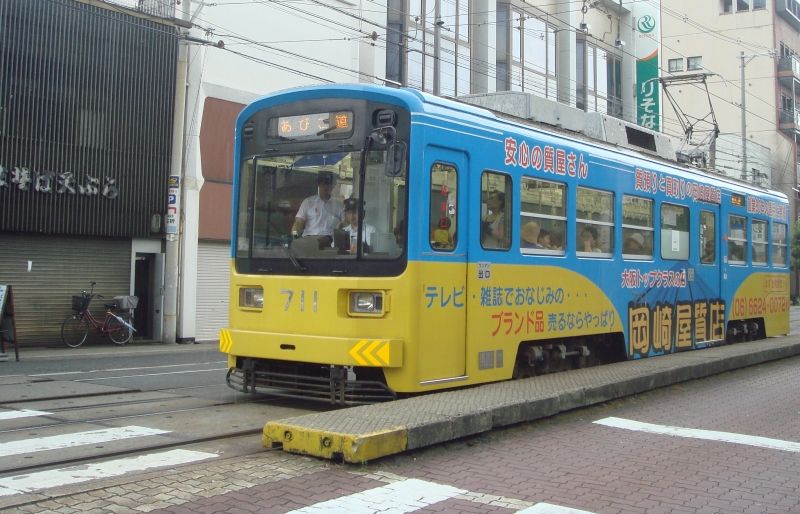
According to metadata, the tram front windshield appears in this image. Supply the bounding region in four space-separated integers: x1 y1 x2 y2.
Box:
235 150 407 274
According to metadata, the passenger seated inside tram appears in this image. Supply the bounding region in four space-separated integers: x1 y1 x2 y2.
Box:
520 221 543 249
337 197 375 254
431 216 454 249
578 226 602 253
623 232 645 255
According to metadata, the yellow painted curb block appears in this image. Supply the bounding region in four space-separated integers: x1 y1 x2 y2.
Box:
263 421 408 464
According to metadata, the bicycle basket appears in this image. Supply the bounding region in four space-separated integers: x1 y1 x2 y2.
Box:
113 296 139 310
72 295 91 312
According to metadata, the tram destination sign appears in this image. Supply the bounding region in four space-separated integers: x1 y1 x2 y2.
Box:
268 111 353 140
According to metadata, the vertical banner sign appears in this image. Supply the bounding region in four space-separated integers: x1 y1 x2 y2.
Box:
632 1 660 131
166 175 180 235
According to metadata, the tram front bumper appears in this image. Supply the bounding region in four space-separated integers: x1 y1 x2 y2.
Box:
219 328 404 368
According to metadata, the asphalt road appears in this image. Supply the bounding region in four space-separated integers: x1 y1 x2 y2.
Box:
2 314 800 513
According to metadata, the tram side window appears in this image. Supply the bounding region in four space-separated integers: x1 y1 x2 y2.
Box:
481 172 512 250
622 195 653 259
700 210 716 264
661 203 690 260
429 163 457 251
728 215 747 264
773 222 788 267
519 177 566 254
752 219 767 265
576 187 614 257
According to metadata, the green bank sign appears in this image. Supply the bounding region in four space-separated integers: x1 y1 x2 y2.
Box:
637 52 659 131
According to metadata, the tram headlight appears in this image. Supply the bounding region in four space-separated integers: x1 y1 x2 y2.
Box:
239 287 264 309
349 291 383 315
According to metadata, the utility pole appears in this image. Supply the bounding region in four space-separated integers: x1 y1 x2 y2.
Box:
163 0 191 344
740 51 749 181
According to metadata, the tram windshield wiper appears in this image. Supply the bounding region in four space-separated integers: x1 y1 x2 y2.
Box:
284 245 307 272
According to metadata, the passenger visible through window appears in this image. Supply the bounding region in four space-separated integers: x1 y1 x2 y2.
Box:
520 177 566 254
576 187 613 256
481 172 511 250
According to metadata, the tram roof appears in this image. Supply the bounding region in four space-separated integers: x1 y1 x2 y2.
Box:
244 83 787 202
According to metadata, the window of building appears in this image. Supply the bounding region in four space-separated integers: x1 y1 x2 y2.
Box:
752 219 767 265
499 7 557 99
687 56 703 71
429 163 457 251
700 210 716 264
721 0 732 13
396 0 471 96
728 215 747 264
668 58 684 72
576 39 622 116
753 0 766 9
576 187 613 257
737 0 749 11
661 203 690 260
520 177 566 254
481 172 511 250
622 195 653 259
773 222 788 267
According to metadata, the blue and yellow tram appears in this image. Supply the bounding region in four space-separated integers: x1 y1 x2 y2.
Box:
220 84 790 404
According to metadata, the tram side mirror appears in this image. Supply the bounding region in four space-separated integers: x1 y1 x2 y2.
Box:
386 141 407 177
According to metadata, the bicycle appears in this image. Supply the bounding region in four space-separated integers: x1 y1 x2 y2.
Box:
61 282 137 348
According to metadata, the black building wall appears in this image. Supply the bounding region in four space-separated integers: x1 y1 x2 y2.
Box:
0 0 177 237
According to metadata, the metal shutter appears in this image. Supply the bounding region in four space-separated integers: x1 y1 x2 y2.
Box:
195 241 230 342
0 234 131 344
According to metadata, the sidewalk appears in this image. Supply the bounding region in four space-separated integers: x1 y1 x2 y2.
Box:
264 334 800 463
0 339 218 362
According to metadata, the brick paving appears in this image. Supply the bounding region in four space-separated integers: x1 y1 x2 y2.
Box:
2 357 799 513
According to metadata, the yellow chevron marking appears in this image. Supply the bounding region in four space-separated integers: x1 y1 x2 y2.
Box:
349 339 369 365
349 339 389 367
219 329 232 353
375 341 390 365
364 340 382 366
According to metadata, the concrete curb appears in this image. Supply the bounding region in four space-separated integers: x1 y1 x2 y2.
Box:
263 338 800 463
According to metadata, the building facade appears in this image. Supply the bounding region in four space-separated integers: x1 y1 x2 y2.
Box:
661 0 800 293
0 0 177 344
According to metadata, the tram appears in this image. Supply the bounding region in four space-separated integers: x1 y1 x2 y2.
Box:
220 84 790 404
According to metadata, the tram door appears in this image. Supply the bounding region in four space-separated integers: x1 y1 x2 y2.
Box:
698 208 722 343
417 147 467 382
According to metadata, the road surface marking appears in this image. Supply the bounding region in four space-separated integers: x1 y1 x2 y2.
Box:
0 409 51 421
287 478 466 513
594 417 800 453
0 449 217 496
517 503 596 513
31 361 227 376
76 368 227 381
0 425 169 457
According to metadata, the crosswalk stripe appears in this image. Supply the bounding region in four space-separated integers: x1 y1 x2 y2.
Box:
517 503 596 513
0 449 217 497
286 478 466 514
0 425 169 457
594 417 800 453
0 409 51 420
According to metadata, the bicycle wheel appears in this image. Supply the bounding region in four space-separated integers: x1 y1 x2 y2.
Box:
62 314 89 348
106 312 133 345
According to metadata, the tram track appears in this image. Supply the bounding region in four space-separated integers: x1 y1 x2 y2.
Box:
0 387 324 479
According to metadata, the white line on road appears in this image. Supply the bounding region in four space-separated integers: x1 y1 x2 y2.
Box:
517 503 596 513
594 417 800 453
0 449 217 497
75 368 227 382
31 361 227 377
0 425 169 457
286 478 466 514
0 409 52 421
